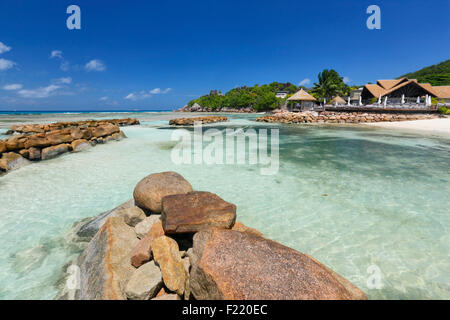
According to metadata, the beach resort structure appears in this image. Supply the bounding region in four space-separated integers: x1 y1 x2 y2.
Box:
330 96 346 105
287 89 317 111
360 77 450 104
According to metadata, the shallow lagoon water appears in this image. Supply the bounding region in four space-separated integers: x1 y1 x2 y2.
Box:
0 113 449 299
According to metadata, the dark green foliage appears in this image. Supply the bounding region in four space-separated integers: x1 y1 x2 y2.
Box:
310 69 349 100
401 60 450 86
187 82 297 111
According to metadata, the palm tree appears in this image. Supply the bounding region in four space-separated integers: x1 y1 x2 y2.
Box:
311 69 348 101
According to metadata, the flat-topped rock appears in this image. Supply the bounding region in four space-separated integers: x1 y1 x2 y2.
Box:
119 206 146 227
71 139 91 152
133 171 193 213
161 191 236 234
189 228 367 300
169 116 228 126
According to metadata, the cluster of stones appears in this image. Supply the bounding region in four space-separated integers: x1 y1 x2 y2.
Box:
256 111 437 124
67 171 367 300
0 118 139 174
176 103 255 113
169 116 228 126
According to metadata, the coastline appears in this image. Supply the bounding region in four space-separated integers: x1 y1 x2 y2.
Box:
364 117 450 137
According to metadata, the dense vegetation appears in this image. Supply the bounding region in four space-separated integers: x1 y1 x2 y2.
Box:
187 82 299 111
401 59 450 86
310 69 350 101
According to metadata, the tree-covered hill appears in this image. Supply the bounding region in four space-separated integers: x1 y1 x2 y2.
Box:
401 59 450 86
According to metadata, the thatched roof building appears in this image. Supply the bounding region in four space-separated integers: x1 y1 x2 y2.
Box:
330 96 346 105
287 89 317 102
287 89 317 111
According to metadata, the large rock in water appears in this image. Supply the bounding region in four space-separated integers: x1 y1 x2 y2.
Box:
151 236 186 296
189 228 367 300
76 216 139 300
0 152 31 171
41 144 70 160
161 191 236 234
133 172 193 213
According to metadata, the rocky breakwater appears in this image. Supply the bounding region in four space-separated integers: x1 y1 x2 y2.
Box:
256 111 437 124
0 118 139 175
61 171 367 300
169 116 228 126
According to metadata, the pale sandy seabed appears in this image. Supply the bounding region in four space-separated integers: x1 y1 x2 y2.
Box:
0 112 449 300
365 118 450 137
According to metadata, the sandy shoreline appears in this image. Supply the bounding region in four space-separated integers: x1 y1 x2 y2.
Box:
365 117 450 136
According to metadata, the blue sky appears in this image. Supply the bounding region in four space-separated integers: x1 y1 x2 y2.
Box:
0 0 449 111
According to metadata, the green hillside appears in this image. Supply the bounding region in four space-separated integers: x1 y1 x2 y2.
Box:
401 59 450 86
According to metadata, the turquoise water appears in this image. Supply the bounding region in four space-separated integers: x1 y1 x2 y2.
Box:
0 113 449 299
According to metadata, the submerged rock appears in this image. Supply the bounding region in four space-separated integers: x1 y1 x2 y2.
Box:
133 171 193 213
151 235 186 296
125 261 163 300
161 191 236 234
189 228 367 300
76 216 139 300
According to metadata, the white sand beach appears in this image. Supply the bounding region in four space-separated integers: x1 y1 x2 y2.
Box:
366 117 450 136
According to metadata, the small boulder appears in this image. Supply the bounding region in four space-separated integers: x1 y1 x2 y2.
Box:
41 144 70 160
0 152 31 171
119 206 146 227
135 215 161 239
189 228 367 300
130 221 165 268
125 261 163 300
151 236 186 296
161 191 236 234
71 139 91 152
133 171 193 213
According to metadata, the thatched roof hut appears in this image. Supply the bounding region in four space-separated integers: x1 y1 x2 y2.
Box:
330 96 346 105
287 89 317 101
287 89 317 111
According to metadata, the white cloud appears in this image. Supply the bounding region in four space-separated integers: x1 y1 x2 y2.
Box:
3 83 23 91
18 85 61 98
124 88 172 101
85 59 106 72
0 58 15 71
0 41 11 54
299 78 311 86
343 76 351 84
53 77 72 84
150 87 172 94
50 50 63 59
99 96 108 101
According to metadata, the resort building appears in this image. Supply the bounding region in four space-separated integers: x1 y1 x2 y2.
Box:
349 88 363 105
330 96 346 105
360 77 450 104
287 89 317 111
275 91 289 99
